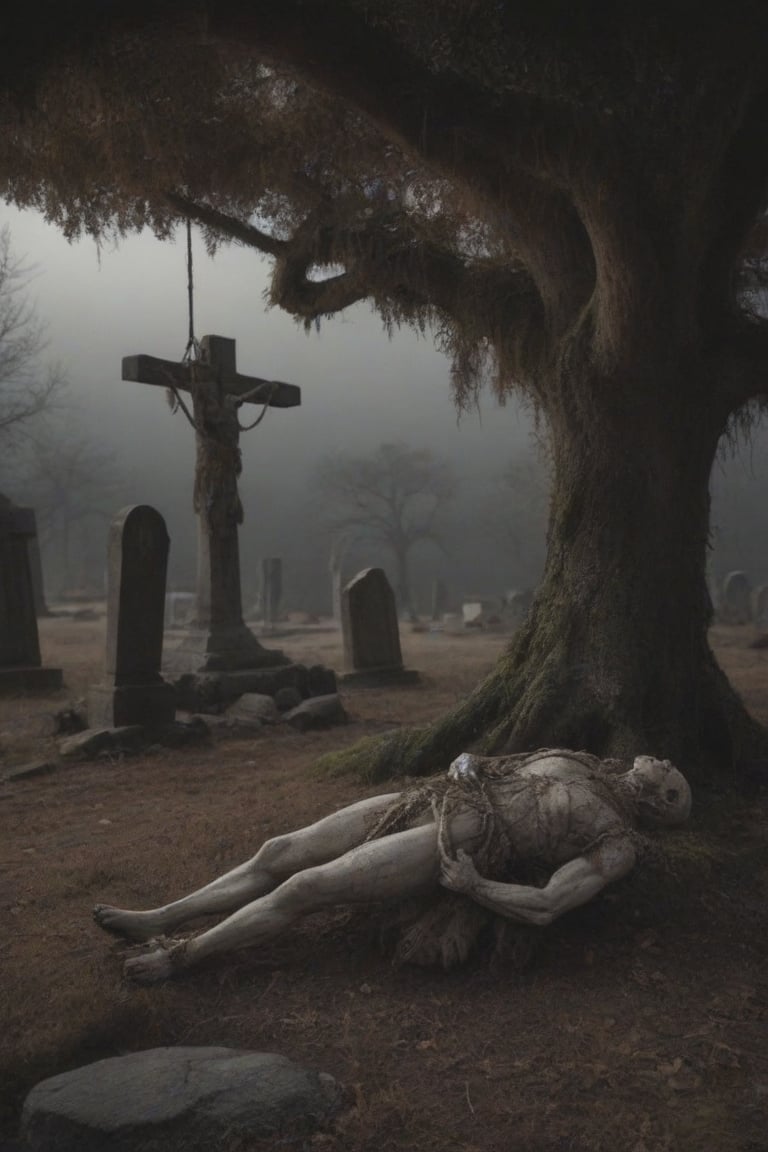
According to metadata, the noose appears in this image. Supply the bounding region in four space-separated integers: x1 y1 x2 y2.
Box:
166 218 274 433
165 217 200 428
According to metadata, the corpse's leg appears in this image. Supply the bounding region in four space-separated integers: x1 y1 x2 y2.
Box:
124 807 484 984
94 792 401 941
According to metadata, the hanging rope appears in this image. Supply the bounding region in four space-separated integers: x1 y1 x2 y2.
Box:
165 217 200 425
166 216 272 434
182 217 200 365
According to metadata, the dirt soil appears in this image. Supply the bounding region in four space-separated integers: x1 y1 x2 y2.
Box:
1 617 768 1152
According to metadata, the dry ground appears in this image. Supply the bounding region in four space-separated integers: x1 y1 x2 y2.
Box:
1 617 767 1151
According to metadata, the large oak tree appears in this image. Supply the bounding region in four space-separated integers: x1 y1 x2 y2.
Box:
3 1 768 781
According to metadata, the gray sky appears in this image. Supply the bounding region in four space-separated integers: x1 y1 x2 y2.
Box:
2 202 546 601
2 203 535 488
8 200 768 598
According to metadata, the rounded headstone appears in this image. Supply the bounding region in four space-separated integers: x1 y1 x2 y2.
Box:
722 570 752 624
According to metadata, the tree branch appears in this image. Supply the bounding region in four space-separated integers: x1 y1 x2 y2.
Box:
164 191 287 257
209 2 583 195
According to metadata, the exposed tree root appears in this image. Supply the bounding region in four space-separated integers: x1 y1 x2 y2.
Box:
316 618 768 785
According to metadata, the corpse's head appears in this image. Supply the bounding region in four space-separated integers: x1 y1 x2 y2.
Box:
624 756 692 825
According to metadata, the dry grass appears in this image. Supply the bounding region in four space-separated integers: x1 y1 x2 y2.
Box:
1 616 767 1151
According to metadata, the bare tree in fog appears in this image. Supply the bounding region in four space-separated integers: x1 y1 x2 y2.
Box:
316 443 454 620
11 420 126 594
0 226 67 454
483 454 550 589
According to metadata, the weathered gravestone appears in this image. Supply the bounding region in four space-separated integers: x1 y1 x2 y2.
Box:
341 567 419 684
721 570 752 624
753 583 768 631
122 334 299 674
0 494 62 692
431 577 447 622
88 505 176 727
260 557 282 628
18 506 51 617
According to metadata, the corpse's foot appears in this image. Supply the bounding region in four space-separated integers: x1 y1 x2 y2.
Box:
93 904 168 942
123 941 188 984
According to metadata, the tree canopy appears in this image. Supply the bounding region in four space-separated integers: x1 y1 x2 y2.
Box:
3 2 768 778
2 3 763 409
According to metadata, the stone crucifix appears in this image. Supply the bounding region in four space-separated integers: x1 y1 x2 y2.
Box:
122 335 300 672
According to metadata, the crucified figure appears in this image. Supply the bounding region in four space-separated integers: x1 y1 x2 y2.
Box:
93 749 691 984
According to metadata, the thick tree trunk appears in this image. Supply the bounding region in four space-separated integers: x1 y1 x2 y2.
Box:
319 349 768 785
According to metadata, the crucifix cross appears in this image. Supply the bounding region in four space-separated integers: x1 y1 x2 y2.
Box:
122 334 300 671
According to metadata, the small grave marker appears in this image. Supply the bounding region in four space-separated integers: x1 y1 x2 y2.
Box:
341 568 419 685
722 570 752 625
260 557 282 628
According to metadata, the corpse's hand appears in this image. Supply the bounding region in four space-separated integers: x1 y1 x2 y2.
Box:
439 847 481 896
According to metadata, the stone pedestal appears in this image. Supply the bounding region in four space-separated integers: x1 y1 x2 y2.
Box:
88 681 178 728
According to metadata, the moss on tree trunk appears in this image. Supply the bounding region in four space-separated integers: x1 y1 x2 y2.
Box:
318 354 768 786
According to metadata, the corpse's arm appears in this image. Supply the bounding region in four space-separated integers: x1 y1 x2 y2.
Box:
439 837 636 926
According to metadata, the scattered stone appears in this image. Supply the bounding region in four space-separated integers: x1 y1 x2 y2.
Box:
21 1047 341 1152
193 713 262 736
227 693 280 724
59 727 145 761
283 694 347 732
53 701 88 735
144 718 209 749
307 664 337 696
6 760 58 782
173 664 310 713
274 685 303 712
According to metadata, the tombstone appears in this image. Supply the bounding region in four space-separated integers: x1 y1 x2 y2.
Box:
122 334 299 674
0 494 62 691
88 506 176 727
331 566 344 624
462 597 500 626
752 583 768 631
721 570 752 625
18 506 51 616
165 591 196 628
504 587 534 625
431 578 447 622
260 557 282 628
341 568 419 684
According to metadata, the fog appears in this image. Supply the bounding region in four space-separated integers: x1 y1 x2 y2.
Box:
2 202 768 614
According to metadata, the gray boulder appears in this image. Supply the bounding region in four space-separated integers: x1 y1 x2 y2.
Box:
226 692 280 724
283 693 348 732
59 726 144 760
21 1047 340 1152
